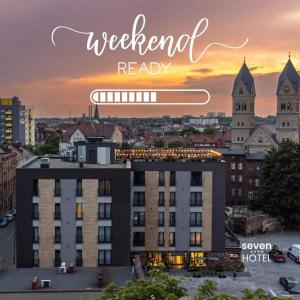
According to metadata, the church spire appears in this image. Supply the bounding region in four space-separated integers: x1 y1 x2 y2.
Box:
232 61 255 96
277 57 299 94
94 105 99 120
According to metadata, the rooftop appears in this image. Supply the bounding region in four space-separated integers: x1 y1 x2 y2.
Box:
22 156 126 169
116 149 221 161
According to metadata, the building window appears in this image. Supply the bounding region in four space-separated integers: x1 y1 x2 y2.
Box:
255 179 260 187
99 179 111 196
158 232 164 247
33 179 38 196
238 163 243 170
133 192 145 206
133 232 145 247
287 102 292 111
238 175 243 183
231 188 236 196
133 212 145 226
238 188 243 197
33 250 39 266
76 179 82 196
169 232 175 247
54 226 61 244
191 172 202 186
231 175 236 182
231 162 236 170
32 226 39 243
170 171 176 186
98 226 111 243
190 192 202 206
190 212 202 226
170 192 176 206
249 179 253 186
158 212 164 226
54 179 61 196
76 203 83 220
190 232 201 246
159 171 165 186
248 191 254 199
32 203 39 220
54 203 61 220
76 226 83 243
98 203 112 220
76 250 83 266
169 212 176 226
133 171 145 186
98 250 111 265
159 192 165 206
54 250 61 267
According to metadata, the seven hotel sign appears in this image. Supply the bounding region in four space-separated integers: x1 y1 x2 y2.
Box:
241 243 272 263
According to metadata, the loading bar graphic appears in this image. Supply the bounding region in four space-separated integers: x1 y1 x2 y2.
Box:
90 89 210 105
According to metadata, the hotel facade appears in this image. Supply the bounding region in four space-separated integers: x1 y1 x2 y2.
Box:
16 139 225 269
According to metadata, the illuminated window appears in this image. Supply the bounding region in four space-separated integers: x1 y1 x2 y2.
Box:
190 232 201 246
99 179 111 196
169 232 175 247
76 203 83 220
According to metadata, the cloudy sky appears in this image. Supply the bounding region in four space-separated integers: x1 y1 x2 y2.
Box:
0 0 299 117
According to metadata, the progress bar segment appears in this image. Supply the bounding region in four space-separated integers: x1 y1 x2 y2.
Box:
90 89 210 105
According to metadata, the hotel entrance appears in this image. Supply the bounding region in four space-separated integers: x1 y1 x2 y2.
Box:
167 253 186 269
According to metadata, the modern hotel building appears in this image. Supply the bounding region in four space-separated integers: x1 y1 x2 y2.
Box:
16 138 225 269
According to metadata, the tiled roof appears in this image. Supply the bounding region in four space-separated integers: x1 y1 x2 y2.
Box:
277 58 300 93
232 62 255 95
60 121 115 142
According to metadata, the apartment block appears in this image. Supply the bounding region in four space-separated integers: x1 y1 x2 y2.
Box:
16 138 225 269
0 97 34 145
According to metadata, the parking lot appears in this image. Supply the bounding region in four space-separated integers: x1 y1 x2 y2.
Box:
184 231 300 298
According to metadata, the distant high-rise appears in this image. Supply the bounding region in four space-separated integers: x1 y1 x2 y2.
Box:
0 97 35 145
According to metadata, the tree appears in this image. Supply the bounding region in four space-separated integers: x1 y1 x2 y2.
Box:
203 127 217 137
33 133 60 155
154 138 165 148
100 271 187 300
250 140 300 224
194 280 291 300
181 127 200 136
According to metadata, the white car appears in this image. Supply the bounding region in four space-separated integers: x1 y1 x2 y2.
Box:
6 214 13 222
287 245 300 263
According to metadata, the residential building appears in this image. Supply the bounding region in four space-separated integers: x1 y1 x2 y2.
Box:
0 97 34 145
0 147 17 215
16 138 226 269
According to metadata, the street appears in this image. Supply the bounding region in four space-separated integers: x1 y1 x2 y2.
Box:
0 220 15 270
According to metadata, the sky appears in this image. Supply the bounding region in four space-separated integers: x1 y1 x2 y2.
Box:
0 0 300 118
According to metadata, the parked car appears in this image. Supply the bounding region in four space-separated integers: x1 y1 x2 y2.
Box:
0 217 9 228
287 245 300 263
12 208 16 217
6 214 13 222
279 277 298 292
269 248 286 263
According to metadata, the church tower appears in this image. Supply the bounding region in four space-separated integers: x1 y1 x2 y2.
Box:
231 62 256 150
276 58 300 143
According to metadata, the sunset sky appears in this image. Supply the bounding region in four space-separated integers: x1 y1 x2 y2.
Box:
0 0 300 117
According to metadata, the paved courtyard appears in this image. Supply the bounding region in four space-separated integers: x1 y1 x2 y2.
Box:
183 231 300 298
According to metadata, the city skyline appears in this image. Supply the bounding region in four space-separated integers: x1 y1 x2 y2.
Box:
1 0 300 117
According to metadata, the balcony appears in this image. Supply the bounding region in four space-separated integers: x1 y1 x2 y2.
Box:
5 117 12 121
76 235 83 243
54 235 61 244
32 235 39 243
54 258 61 267
76 257 83 267
5 111 12 115
54 211 61 220
76 188 83 197
54 188 61 197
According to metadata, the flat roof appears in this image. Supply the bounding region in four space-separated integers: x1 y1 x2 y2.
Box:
22 157 126 169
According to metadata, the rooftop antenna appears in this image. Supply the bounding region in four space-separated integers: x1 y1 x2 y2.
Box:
288 51 291 59
243 56 246 64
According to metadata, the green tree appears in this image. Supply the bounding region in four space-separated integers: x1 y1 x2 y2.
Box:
168 141 185 148
33 133 60 155
203 127 217 137
250 140 300 224
194 280 291 300
154 138 165 148
100 271 187 300
181 127 200 136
